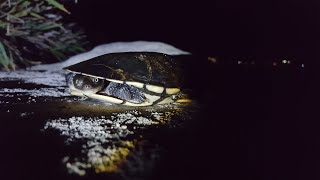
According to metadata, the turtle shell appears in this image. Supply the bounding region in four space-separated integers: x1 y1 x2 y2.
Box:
63 52 183 88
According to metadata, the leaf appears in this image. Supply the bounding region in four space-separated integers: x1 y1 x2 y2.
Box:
0 42 9 71
72 46 86 52
13 7 31 18
46 0 71 14
8 28 29 36
21 0 31 7
36 22 59 31
29 12 45 20
0 42 9 63
8 50 16 70
0 21 6 29
49 48 66 60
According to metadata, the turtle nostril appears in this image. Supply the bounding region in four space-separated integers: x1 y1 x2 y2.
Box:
85 85 91 89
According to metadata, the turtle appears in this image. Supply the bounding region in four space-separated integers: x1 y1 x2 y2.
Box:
64 52 191 106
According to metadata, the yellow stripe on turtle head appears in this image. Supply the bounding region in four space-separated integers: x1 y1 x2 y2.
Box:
143 93 161 103
156 97 174 104
176 98 192 103
105 78 124 84
70 90 85 97
125 81 144 88
122 101 153 106
146 84 164 94
165 88 180 95
83 92 124 104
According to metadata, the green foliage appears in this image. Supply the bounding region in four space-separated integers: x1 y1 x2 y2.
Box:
46 0 71 14
0 41 15 71
0 0 88 71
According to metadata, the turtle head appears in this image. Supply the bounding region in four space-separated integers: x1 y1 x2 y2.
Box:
66 73 105 94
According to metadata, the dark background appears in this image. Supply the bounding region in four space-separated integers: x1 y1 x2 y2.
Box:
65 0 320 64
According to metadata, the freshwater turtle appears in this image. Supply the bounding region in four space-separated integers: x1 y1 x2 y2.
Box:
64 52 190 106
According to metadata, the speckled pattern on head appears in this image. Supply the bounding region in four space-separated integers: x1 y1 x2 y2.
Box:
64 52 183 88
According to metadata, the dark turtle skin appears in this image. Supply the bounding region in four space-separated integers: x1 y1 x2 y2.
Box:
64 52 183 88
64 52 189 106
66 73 105 94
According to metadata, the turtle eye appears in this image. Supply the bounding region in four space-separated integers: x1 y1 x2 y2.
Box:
91 77 99 83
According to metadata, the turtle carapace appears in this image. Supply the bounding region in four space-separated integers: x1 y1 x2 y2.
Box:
64 52 190 106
